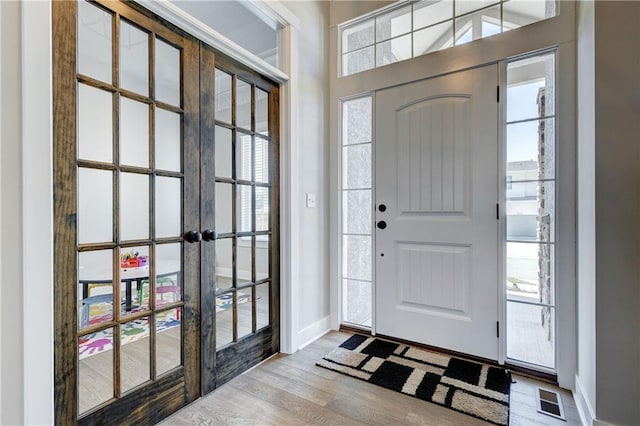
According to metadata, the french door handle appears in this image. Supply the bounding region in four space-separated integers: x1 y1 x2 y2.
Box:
377 221 387 230
184 230 202 243
202 229 215 241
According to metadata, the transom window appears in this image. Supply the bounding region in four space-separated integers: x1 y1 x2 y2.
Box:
340 0 557 76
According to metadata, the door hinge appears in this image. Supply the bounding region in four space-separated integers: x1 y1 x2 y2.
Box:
496 203 499 220
497 85 500 102
497 321 500 338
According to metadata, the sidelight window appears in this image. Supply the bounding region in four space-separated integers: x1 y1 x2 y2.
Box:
504 51 556 370
341 96 373 328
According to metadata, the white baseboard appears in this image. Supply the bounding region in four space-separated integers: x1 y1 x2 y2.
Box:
575 374 595 426
296 315 332 351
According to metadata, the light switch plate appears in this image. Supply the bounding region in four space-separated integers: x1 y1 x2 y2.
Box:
306 193 316 208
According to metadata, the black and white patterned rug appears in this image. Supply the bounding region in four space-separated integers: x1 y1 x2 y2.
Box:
317 334 511 426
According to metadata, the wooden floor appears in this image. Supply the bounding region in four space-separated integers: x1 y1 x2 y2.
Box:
161 331 582 426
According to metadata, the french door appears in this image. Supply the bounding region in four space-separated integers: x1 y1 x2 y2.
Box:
375 66 499 360
199 47 280 392
53 1 279 424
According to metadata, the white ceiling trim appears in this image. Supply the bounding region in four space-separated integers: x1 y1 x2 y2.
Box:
138 0 290 83
244 0 301 30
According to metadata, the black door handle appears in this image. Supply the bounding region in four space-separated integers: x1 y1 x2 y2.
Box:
202 229 215 241
184 230 202 243
377 221 387 230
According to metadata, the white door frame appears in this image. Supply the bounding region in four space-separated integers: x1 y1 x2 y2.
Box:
330 3 576 389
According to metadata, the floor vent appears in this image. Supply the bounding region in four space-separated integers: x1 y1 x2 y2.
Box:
536 387 566 420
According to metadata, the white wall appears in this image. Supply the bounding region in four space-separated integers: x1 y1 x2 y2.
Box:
281 0 331 347
0 1 24 424
576 2 640 425
592 1 640 424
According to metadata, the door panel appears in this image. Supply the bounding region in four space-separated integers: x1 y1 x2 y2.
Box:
54 1 185 424
375 66 498 360
200 47 280 394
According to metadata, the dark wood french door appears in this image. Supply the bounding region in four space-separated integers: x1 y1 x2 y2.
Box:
199 47 280 393
53 1 279 424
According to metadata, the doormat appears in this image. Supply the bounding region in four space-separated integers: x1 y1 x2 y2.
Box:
317 334 511 426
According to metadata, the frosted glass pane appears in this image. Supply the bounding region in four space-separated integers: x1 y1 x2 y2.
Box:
343 190 371 234
156 243 182 306
120 172 149 241
120 97 149 168
342 19 374 53
78 328 113 415
256 88 269 136
506 119 555 179
155 109 181 172
507 53 555 121
343 235 372 281
255 138 269 183
343 279 372 327
215 238 233 290
342 47 375 76
506 242 555 304
78 84 113 163
236 239 252 286
413 20 454 57
343 145 372 189
120 21 148 95
507 302 554 368
237 185 252 233
455 5 501 45
78 168 113 244
215 183 232 234
120 317 150 392
414 0 453 29
376 34 412 67
236 133 252 181
343 97 372 145
256 236 270 280
376 5 411 42
155 38 180 106
156 307 182 375
216 300 233 349
215 69 232 124
155 176 181 238
455 0 496 16
236 79 251 130
507 181 555 242
215 126 232 179
255 187 270 232
503 0 556 30
78 1 112 83
78 250 113 330
256 283 269 329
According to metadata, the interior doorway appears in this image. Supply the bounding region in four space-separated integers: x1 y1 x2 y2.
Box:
52 1 279 423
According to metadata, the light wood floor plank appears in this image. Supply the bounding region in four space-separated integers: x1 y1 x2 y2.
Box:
161 331 582 426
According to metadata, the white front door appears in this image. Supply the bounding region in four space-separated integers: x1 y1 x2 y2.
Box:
375 65 499 360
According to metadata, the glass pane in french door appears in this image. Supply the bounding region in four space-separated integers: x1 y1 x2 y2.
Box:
75 1 186 415
212 68 273 351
